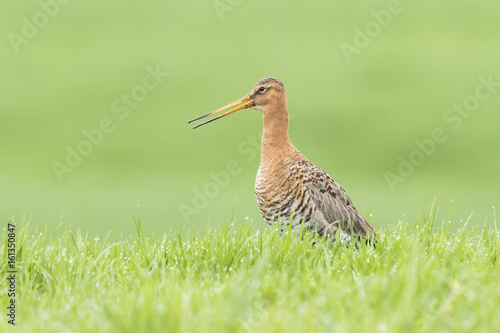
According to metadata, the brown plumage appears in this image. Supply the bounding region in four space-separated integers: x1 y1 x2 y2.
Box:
189 77 376 244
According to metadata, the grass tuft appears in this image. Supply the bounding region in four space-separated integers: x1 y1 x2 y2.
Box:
1 212 499 332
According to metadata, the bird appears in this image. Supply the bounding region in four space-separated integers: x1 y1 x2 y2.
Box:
189 77 376 245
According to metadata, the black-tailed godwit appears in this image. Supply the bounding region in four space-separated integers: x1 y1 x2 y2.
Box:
189 77 376 245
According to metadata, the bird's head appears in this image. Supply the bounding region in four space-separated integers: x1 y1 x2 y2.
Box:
189 77 286 129
249 77 286 112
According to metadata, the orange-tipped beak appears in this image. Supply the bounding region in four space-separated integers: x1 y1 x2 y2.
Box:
189 95 255 129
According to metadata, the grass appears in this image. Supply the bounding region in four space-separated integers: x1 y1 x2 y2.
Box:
1 206 499 332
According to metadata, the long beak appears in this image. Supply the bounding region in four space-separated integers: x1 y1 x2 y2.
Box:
188 95 254 129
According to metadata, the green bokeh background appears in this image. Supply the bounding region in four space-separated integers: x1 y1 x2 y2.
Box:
1 1 499 235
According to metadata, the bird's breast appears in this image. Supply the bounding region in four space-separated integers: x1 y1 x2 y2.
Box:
255 160 314 231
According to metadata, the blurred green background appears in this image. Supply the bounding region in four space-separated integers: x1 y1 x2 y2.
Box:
1 1 499 235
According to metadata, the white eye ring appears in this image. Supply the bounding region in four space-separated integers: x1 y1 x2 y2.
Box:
258 86 266 93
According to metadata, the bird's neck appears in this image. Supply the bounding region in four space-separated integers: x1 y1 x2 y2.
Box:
260 106 295 163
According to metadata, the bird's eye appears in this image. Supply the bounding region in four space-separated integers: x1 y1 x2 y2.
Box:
258 86 266 93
